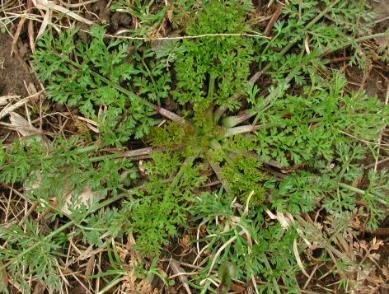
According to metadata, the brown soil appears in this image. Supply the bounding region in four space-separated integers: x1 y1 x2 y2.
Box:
0 33 34 97
88 0 132 32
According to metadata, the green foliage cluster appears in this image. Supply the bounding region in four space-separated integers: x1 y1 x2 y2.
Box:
175 0 254 110
0 138 135 210
191 192 301 293
129 151 205 254
1 0 389 293
0 220 66 293
255 72 387 167
256 0 375 73
33 26 171 144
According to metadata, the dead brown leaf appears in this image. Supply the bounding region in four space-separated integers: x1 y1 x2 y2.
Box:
61 186 100 215
9 112 42 137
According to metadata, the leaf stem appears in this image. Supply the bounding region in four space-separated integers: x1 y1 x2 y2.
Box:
90 147 153 162
320 31 389 57
224 125 260 137
338 183 365 195
213 105 227 123
222 110 256 128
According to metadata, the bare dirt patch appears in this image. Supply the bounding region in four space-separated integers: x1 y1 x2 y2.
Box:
0 33 34 97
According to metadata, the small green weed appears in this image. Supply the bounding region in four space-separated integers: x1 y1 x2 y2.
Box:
1 0 388 293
